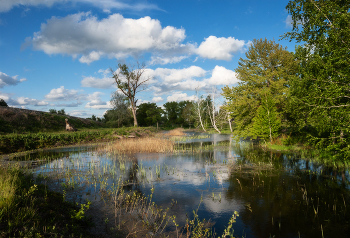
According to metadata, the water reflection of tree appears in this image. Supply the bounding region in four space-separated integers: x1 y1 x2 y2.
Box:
226 146 350 238
124 156 141 194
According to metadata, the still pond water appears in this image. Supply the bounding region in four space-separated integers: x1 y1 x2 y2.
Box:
12 132 350 237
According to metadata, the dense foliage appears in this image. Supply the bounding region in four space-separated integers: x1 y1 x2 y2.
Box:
136 102 164 127
222 0 350 160
283 0 350 159
222 38 297 138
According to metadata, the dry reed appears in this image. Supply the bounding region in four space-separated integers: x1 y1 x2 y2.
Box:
104 137 174 153
166 128 185 136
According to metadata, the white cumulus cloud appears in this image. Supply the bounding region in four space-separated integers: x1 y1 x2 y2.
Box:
153 66 206 83
0 93 48 106
151 96 163 103
196 36 246 60
85 92 112 109
81 76 115 89
0 71 26 88
166 92 197 102
148 55 188 65
205 66 239 86
26 12 188 64
45 86 85 101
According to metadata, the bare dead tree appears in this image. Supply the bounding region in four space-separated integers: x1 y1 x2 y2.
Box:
111 62 151 127
195 88 206 132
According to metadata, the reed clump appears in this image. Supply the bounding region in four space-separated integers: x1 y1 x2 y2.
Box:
104 137 174 153
167 128 186 136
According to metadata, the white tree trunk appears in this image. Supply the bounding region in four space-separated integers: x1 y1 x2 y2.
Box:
196 90 206 132
208 88 221 133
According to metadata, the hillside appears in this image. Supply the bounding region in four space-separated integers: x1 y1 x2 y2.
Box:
0 106 103 134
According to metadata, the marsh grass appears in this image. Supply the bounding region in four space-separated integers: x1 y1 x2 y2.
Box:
104 137 175 153
167 128 186 136
0 166 93 237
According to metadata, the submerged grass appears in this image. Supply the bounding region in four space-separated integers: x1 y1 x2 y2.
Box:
0 166 93 237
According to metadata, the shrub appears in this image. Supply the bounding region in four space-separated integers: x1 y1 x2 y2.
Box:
0 98 8 107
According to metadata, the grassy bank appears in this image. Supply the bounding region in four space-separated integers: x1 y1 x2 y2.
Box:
259 135 350 167
0 107 103 134
0 127 157 155
0 166 93 237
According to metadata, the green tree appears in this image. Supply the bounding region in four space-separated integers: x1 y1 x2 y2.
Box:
222 38 297 139
111 62 151 127
57 109 65 115
136 102 164 127
251 93 281 142
104 92 132 127
0 98 8 107
181 101 196 127
163 101 180 126
283 0 350 157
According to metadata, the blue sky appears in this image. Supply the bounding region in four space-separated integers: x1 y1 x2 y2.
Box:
0 0 295 118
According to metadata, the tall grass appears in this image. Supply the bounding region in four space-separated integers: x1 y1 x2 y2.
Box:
104 137 174 153
167 128 186 136
0 166 93 237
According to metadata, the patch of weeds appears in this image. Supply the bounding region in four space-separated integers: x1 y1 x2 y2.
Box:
0 166 95 237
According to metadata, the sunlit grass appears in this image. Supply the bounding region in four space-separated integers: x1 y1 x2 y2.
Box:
103 137 175 153
166 128 186 136
0 167 18 209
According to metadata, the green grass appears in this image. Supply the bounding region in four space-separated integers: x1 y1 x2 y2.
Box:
0 127 158 155
0 109 103 134
0 166 94 237
263 143 304 152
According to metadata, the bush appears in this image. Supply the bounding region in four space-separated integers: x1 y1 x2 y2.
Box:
0 98 8 107
57 109 65 115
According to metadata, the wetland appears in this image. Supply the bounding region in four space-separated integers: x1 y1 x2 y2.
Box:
1 131 350 237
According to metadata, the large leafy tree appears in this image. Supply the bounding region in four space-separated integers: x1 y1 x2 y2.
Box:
222 38 297 139
104 92 132 127
111 62 151 127
283 0 350 157
136 102 164 127
181 101 196 127
163 101 194 126
251 93 281 142
163 101 179 125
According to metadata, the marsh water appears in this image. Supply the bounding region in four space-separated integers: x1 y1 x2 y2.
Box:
8 132 350 237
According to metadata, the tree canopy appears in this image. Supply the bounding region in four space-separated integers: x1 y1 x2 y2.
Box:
136 102 164 127
222 38 297 139
283 0 350 158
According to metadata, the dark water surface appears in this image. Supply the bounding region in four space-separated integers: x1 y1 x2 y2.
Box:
12 132 350 237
